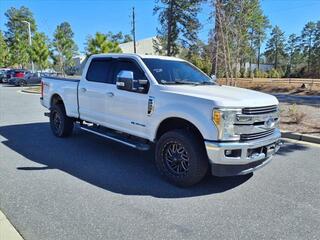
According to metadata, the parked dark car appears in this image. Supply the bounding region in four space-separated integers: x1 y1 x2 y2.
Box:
3 69 28 83
1 69 13 83
9 72 41 86
0 70 7 83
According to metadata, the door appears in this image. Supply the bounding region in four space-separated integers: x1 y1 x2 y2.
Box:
78 57 115 124
107 58 150 139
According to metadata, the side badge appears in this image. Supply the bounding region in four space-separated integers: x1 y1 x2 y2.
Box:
147 96 155 115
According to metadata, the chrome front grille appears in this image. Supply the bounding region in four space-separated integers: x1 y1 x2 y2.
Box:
240 129 275 141
242 105 278 115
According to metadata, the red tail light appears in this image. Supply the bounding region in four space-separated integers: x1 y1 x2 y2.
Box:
15 72 24 78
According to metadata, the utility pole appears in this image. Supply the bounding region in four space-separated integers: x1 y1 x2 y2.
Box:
22 20 34 73
132 7 137 54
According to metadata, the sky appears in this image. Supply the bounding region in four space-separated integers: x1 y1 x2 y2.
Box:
0 0 320 54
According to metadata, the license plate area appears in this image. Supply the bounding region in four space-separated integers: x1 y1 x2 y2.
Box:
264 144 276 157
247 142 278 160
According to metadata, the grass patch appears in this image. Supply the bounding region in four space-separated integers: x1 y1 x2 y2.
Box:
22 86 41 94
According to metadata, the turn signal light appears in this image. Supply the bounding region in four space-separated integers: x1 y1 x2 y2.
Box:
213 111 221 125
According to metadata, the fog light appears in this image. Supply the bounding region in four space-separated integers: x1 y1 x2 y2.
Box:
225 149 241 157
225 150 232 155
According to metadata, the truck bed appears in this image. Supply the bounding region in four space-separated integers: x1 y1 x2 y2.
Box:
43 76 80 82
41 76 80 118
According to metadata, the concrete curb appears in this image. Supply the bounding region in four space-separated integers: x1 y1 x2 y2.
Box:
0 210 24 240
281 131 320 144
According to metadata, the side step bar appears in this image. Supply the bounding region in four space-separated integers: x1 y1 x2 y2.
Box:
80 126 150 151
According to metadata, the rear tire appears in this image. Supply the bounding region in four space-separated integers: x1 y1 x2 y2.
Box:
50 104 74 137
155 129 208 187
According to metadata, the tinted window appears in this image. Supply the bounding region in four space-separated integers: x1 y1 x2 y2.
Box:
86 58 114 83
113 60 147 81
142 58 213 85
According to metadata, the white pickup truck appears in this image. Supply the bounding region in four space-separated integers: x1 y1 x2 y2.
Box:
41 53 281 187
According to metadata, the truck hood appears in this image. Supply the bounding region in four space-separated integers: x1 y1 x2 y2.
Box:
161 84 279 107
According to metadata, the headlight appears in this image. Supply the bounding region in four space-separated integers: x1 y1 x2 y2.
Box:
212 108 241 141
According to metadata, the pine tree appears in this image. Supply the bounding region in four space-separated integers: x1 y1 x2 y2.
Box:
301 21 317 73
209 0 268 81
85 32 122 56
52 22 78 74
106 31 132 43
154 0 202 56
0 31 10 67
31 32 50 71
264 26 286 69
285 34 301 76
312 21 320 78
4 6 37 68
247 0 269 71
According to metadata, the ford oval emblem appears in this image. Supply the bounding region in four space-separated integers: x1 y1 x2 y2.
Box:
264 117 275 129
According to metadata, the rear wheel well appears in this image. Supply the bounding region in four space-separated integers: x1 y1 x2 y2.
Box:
50 94 64 108
156 117 204 141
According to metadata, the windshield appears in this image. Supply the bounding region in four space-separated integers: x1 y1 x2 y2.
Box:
142 58 214 85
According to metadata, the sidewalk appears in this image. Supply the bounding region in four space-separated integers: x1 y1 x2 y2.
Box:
0 210 23 240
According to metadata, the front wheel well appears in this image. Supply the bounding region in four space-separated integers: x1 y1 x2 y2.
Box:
155 117 204 141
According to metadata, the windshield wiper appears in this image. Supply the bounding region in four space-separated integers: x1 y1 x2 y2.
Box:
198 81 215 85
160 80 200 85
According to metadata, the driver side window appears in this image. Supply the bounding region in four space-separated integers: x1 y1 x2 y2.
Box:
113 60 147 82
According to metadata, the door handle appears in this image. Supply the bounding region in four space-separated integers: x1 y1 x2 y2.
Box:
106 92 114 97
80 87 87 93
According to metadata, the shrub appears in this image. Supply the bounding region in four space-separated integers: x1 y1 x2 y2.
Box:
277 68 284 78
267 68 282 78
253 69 268 78
240 67 246 78
288 104 306 124
247 70 254 78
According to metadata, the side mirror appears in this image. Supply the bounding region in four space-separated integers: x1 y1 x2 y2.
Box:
116 70 148 93
116 70 134 91
211 74 217 82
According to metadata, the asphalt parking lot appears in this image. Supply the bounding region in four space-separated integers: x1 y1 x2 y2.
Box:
0 85 319 240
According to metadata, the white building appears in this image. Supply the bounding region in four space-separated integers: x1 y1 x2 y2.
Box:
119 37 158 55
243 62 274 72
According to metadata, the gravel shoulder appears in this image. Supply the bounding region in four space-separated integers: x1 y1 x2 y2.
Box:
279 103 320 136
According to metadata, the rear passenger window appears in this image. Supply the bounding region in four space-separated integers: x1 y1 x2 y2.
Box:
86 58 113 83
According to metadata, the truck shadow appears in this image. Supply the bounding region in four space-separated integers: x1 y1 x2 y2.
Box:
276 140 309 156
0 122 302 199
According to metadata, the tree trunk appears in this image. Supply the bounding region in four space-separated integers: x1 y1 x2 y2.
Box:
257 48 260 70
166 0 174 56
307 36 311 73
275 44 278 69
211 0 220 76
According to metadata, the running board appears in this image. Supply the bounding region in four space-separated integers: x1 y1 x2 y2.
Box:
80 126 150 151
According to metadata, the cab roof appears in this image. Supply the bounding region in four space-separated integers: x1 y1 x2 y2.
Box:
91 53 184 61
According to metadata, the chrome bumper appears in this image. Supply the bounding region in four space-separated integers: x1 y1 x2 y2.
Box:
205 129 281 176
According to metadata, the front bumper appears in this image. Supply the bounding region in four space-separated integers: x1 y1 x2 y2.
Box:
205 129 281 176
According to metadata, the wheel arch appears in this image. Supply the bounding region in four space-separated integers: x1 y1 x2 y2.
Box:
50 93 65 109
155 117 204 142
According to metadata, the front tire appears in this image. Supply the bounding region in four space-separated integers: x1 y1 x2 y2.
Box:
155 129 208 187
50 104 74 137
19 80 27 86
